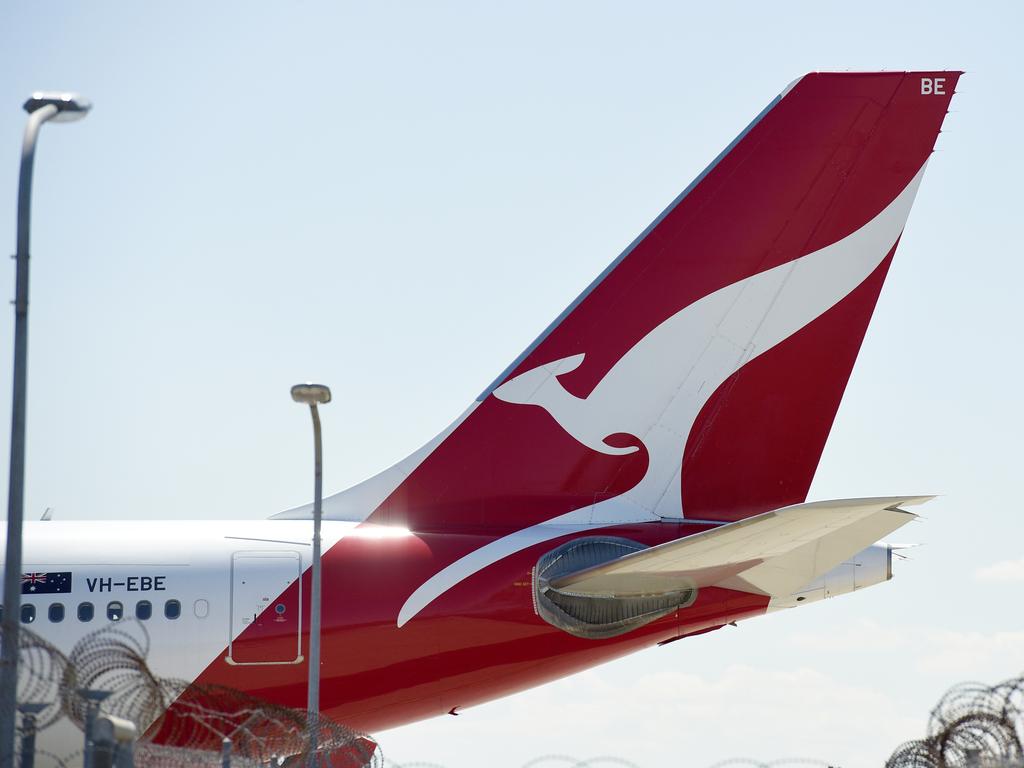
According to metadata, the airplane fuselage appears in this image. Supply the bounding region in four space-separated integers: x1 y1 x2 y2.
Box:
9 518 771 739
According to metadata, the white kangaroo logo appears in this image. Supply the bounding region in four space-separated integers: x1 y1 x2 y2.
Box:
397 164 927 627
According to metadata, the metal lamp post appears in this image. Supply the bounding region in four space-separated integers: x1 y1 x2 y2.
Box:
290 382 331 766
1 91 91 768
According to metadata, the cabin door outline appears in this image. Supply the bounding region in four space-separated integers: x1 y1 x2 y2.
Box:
227 550 303 665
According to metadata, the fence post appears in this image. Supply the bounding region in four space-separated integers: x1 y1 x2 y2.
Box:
221 737 231 768
16 704 45 768
92 715 136 768
77 690 111 768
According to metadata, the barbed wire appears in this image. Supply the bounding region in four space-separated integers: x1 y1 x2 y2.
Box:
13 622 69 731
519 757 642 768
705 760 835 767
9 619 380 767
13 618 1024 768
886 672 1024 767
382 756 832 768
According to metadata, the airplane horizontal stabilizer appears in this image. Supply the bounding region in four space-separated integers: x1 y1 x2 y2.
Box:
547 496 932 599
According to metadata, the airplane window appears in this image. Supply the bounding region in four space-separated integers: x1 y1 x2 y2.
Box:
193 599 209 619
107 601 124 622
20 604 35 624
164 599 181 620
78 602 94 622
136 600 152 620
48 603 64 623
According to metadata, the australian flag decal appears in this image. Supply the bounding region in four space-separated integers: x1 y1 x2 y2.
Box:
21 572 72 594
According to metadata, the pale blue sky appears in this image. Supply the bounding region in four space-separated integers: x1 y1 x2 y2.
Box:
2 1 1022 765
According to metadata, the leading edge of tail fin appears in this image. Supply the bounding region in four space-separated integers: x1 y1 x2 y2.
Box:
275 71 960 528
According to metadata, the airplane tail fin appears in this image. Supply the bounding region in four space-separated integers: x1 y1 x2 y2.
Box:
276 71 960 529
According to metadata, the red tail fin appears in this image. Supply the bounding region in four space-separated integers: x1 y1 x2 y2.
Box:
281 71 959 530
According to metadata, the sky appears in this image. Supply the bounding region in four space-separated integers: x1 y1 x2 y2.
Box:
1 1 1022 765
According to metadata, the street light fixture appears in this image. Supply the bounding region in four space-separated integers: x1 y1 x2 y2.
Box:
1 91 91 768
291 382 331 766
23 92 92 123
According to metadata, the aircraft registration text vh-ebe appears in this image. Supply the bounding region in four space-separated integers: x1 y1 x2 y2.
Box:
1 71 961 761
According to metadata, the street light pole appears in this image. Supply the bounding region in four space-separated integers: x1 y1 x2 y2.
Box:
1 92 90 768
290 382 331 767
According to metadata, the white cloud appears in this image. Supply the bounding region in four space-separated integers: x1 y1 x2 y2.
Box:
915 630 1024 678
378 663 922 767
975 558 1024 584
788 617 909 652
786 620 1024 681
377 620 1024 767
